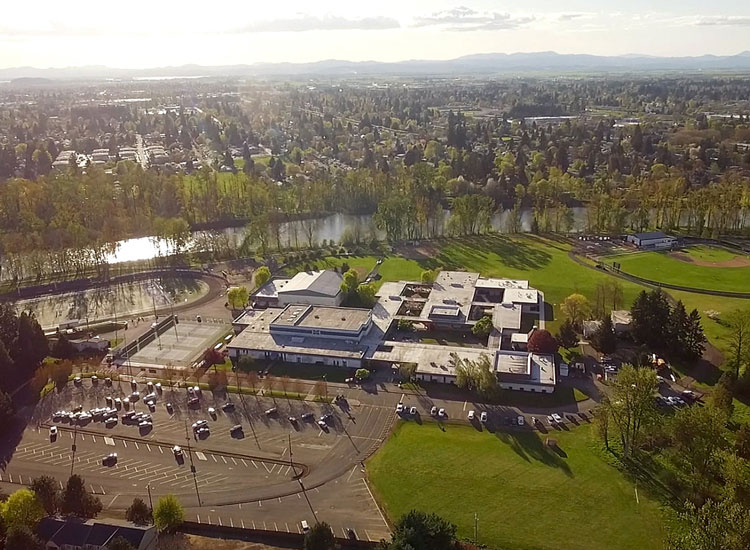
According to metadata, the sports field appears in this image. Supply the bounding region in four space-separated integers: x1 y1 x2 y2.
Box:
606 246 750 293
368 422 666 550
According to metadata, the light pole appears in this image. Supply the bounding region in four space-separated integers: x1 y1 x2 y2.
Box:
70 423 79 477
184 420 201 506
289 435 317 522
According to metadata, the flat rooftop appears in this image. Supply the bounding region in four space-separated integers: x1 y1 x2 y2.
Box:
475 278 529 290
270 304 371 332
279 270 342 297
228 330 367 360
252 278 292 299
495 351 556 387
421 271 478 323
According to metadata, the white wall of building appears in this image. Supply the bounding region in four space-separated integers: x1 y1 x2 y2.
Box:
278 293 342 307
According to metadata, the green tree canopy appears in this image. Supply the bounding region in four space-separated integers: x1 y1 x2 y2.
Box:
303 521 335 550
472 315 493 337
30 475 59 515
125 497 152 526
61 474 102 518
0 489 44 531
561 293 591 329
254 266 271 289
226 286 249 309
388 510 457 550
556 318 578 349
153 494 184 532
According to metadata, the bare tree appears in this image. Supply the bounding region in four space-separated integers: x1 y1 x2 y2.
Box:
247 371 259 396
265 374 277 403
313 380 326 402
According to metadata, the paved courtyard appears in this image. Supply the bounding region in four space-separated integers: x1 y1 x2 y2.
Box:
128 320 228 368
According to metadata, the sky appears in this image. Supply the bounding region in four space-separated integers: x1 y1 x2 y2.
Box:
1 0 750 68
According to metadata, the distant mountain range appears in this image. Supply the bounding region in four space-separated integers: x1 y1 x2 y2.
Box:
3 51 750 80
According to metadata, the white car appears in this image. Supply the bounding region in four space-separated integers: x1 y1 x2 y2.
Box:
480 411 488 423
155 382 162 392
192 420 208 431
438 408 446 418
49 426 58 438
208 407 216 417
467 410 475 420
114 398 122 409
409 406 417 415
172 445 183 457
517 416 525 426
396 403 404 413
551 413 563 423
430 406 438 416
130 392 140 401
91 375 98 384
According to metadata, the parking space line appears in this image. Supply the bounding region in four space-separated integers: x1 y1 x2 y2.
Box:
134 442 139 450
221 456 227 464
211 454 217 463
158 446 163 454
231 457 237 465
250 460 258 469
146 444 151 452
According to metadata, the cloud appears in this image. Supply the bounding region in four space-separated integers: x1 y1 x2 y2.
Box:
232 15 400 33
694 15 750 26
558 13 586 22
412 6 534 31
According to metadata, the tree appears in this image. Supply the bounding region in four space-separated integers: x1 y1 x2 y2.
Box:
397 319 414 332
340 269 360 296
303 521 335 550
420 269 438 284
671 404 728 496
125 498 152 526
0 489 44 530
30 475 59 515
51 333 75 360
61 475 102 518
683 309 707 361
226 287 249 309
355 368 370 380
389 510 457 550
591 315 617 354
599 365 657 457
475 354 498 398
153 494 184 532
667 498 750 550
202 348 224 372
12 312 49 369
556 318 578 349
710 382 735 420
527 329 559 354
51 360 73 390
236 355 255 374
4 525 44 550
357 283 377 307
0 390 14 429
107 536 135 550
737 423 750 460
254 266 271 289
631 289 672 350
472 315 493 337
561 294 592 329
727 309 750 379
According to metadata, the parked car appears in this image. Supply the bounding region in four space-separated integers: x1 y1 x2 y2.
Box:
467 410 475 420
104 377 112 386
517 416 525 426
102 453 118 466
172 446 183 457
301 412 314 421
265 407 277 416
105 417 117 427
222 402 235 412
438 408 446 418
396 403 404 413
480 411 488 423
49 426 58 439
551 413 563 423
409 406 417 415
430 406 438 416
230 425 243 435
301 520 310 533
208 407 216 417
192 420 208 431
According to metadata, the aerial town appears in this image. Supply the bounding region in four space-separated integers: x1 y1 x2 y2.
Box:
1 6 750 550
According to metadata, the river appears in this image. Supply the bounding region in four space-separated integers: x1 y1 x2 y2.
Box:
105 207 593 264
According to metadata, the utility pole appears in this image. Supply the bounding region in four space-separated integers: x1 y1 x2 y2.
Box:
70 423 79 477
147 484 154 512
289 435 317 522
185 420 201 506
474 513 478 544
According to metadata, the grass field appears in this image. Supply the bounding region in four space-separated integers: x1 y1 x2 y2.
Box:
684 245 744 263
606 248 750 293
368 422 667 550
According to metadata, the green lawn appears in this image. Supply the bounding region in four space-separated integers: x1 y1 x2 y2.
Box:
606 248 750 293
432 235 646 333
287 255 378 279
368 422 667 550
684 245 744 263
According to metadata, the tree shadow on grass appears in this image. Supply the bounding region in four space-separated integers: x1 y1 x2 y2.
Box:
494 430 573 477
435 234 553 273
